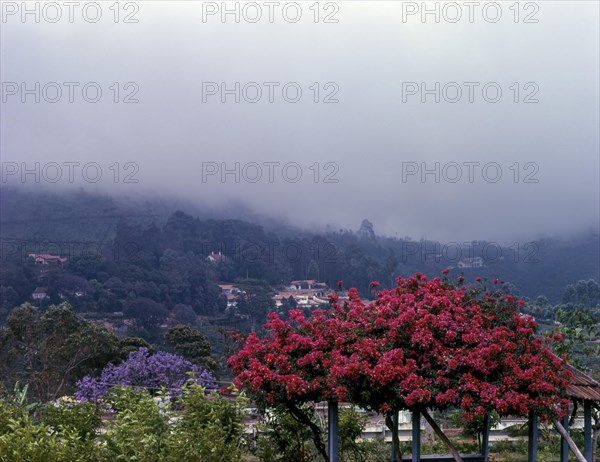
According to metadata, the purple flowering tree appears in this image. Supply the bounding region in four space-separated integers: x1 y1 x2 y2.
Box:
75 347 217 402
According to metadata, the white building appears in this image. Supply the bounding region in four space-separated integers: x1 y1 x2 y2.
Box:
457 257 484 269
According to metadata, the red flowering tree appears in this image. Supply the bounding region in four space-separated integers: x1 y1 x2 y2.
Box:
326 274 571 460
229 273 571 462
227 310 343 461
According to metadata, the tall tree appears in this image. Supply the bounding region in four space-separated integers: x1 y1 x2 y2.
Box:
165 325 218 372
234 279 275 329
0 302 118 401
229 273 571 462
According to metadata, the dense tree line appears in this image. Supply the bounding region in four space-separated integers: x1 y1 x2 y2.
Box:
0 302 218 402
0 210 390 330
1 188 599 341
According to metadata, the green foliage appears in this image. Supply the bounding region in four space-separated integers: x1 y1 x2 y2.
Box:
0 382 39 414
420 437 480 456
0 398 98 462
488 429 586 462
114 336 153 361
254 404 320 462
41 400 101 440
307 259 320 280
0 398 27 435
165 325 218 373
562 279 600 308
101 387 170 462
344 437 390 462
339 407 366 448
554 307 600 371
234 279 275 323
1 384 248 462
447 409 500 452
164 382 248 462
250 405 397 462
338 407 370 462
0 303 119 402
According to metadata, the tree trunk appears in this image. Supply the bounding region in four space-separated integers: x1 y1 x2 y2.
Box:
287 403 329 462
569 401 579 427
385 413 403 462
420 408 463 462
552 419 587 462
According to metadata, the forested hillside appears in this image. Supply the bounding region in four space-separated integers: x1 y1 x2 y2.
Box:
2 187 599 310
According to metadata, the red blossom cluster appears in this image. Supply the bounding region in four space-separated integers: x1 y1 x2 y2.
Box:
228 273 571 422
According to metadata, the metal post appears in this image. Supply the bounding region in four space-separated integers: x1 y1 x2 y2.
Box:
527 410 538 462
328 401 339 462
481 413 490 462
584 400 592 461
391 412 399 462
412 410 421 462
561 414 569 462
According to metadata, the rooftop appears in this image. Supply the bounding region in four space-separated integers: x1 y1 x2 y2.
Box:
565 364 600 401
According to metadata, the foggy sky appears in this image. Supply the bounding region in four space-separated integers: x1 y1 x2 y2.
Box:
1 1 599 245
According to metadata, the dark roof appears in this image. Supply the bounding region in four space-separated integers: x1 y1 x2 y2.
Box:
565 364 600 401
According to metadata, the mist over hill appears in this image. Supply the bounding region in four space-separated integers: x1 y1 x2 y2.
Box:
1 186 598 305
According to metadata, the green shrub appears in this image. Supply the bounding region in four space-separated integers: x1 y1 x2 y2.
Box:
41 400 101 440
99 386 171 462
0 399 97 462
254 404 320 462
164 382 248 462
338 406 391 462
2 385 249 462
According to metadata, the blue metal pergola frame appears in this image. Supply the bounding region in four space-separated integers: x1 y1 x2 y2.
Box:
326 402 596 462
